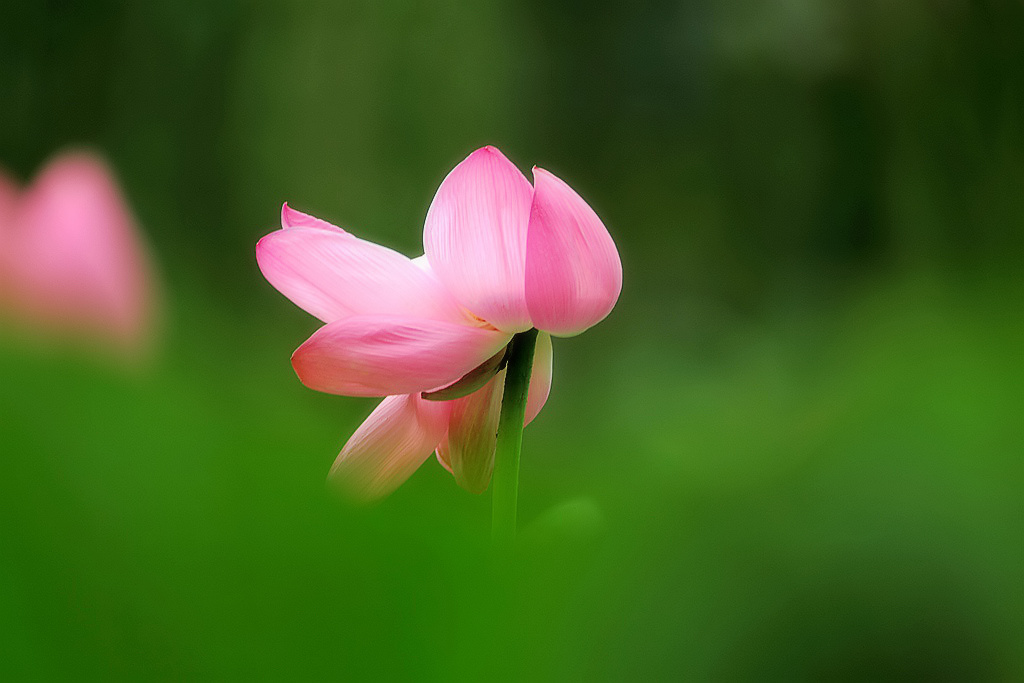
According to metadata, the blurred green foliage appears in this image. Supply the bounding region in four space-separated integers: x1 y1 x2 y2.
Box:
1 1 1021 679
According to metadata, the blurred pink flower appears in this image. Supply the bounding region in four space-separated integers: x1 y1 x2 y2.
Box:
0 151 156 354
257 146 621 499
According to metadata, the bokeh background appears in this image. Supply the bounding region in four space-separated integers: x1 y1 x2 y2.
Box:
1 1 1022 679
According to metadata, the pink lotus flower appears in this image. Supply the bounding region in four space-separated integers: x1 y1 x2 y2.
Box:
257 146 621 499
0 151 155 353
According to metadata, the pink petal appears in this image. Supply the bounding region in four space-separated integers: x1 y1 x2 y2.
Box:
524 167 622 336
0 169 16 221
327 394 450 501
257 226 467 325
6 151 155 349
280 202 347 233
292 314 511 397
423 146 534 333
524 331 553 426
437 370 505 494
0 170 18 280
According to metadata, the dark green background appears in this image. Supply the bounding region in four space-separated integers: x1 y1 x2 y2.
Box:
1 2 1021 679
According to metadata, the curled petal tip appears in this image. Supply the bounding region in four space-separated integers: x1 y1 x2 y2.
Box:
279 203 346 233
435 437 454 475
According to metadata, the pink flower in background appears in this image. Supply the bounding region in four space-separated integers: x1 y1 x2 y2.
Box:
257 146 621 499
0 151 156 353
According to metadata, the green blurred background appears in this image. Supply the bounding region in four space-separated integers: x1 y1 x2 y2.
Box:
1 1 1022 679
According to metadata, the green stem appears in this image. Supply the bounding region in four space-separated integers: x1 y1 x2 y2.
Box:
491 328 539 548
